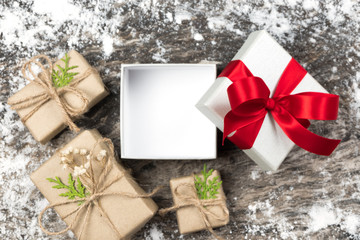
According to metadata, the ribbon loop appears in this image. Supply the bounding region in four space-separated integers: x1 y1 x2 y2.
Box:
279 92 339 120
227 76 270 111
222 58 341 156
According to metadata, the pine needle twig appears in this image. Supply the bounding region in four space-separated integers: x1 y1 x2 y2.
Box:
47 173 89 205
51 53 79 88
194 164 222 200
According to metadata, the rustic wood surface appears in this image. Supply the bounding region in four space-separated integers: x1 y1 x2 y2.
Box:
0 0 359 239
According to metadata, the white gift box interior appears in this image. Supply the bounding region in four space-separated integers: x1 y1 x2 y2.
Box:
196 30 328 171
121 64 217 159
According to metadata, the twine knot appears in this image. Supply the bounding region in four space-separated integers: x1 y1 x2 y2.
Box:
7 54 96 132
88 194 98 202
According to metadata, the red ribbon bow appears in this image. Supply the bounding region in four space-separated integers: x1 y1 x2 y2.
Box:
220 58 341 156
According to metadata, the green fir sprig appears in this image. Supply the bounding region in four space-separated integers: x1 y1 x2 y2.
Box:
51 53 79 88
194 164 222 200
47 173 89 205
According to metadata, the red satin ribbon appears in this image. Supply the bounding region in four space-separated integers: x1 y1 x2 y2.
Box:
220 58 340 156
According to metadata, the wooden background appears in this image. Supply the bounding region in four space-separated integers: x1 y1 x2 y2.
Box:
0 0 359 239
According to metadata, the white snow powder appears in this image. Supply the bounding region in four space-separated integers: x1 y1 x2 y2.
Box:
174 11 192 24
342 215 360 235
308 204 338 232
165 12 173 22
145 225 165 240
193 33 204 41
152 40 168 63
0 0 123 57
250 171 260 180
302 0 319 10
33 0 81 22
102 34 114 57
308 203 360 234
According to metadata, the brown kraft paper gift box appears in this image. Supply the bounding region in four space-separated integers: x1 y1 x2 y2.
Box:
8 50 108 144
31 129 158 239
169 170 229 235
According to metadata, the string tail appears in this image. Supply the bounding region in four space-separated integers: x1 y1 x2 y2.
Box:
38 198 86 236
67 119 80 132
158 207 174 217
146 185 164 196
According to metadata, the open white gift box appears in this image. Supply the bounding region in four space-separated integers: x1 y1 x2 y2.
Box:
121 64 217 159
196 30 329 171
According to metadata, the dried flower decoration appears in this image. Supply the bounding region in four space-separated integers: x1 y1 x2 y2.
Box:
84 161 90 169
80 149 87 156
60 157 67 163
67 146 73 153
99 149 107 156
74 165 88 177
96 149 107 161
47 146 110 204
60 149 69 156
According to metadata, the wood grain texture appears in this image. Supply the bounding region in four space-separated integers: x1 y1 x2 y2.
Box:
0 0 359 239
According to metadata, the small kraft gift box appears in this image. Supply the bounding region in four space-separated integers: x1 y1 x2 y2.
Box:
7 50 109 144
120 64 217 159
196 30 341 171
159 165 229 239
31 129 159 240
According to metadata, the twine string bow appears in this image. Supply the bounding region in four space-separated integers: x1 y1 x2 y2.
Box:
159 175 229 240
38 138 162 239
7 55 96 132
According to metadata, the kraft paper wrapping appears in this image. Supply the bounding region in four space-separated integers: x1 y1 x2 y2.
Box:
31 129 158 239
170 170 229 234
8 50 109 144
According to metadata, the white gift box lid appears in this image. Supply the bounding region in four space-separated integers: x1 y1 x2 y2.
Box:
196 30 328 171
121 64 217 159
